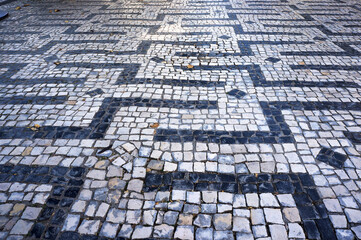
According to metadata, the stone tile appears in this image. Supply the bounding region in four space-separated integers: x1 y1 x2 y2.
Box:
336 229 354 240
233 217 251 233
99 222 119 238
174 226 194 240
214 230 235 240
213 213 232 230
329 214 347 228
126 210 141 224
269 224 288 240
187 191 201 204
351 225 361 239
282 208 301 222
21 207 41 220
194 214 212 228
95 203 110 217
264 208 284 224
163 211 179 225
203 192 218 205
9 204 25 216
251 209 265 225
153 224 174 238
288 223 305 238
246 194 259 207
78 220 101 235
127 179 144 192
178 214 194 225
260 193 279 207
233 194 246 208
345 208 361 223
118 224 133 238
196 228 214 240
0 204 13 215
323 199 343 212
10 220 33 235
62 214 80 231
252 225 267 238
106 208 126 224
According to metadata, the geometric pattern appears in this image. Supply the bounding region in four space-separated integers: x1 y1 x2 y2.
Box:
0 0 360 238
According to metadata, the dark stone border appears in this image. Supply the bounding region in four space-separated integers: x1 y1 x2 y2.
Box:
154 101 361 144
0 165 86 239
0 97 217 139
144 171 337 240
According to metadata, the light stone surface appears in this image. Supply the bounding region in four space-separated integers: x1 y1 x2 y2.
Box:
174 226 195 240
0 0 359 239
213 214 232 230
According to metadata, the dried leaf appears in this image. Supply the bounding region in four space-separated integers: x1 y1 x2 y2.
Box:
49 10 52 13
298 61 305 65
68 100 76 105
15 6 21 10
54 9 60 12
187 64 194 69
23 4 30 7
150 122 159 128
64 20 69 23
54 61 60 65
29 124 41 131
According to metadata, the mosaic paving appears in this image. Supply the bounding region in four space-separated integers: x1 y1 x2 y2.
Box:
0 0 360 238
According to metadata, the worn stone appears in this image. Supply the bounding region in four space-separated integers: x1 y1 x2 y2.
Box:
132 226 152 239
153 224 174 238
194 214 212 227
78 220 100 235
10 220 33 235
213 213 232 230
174 226 194 240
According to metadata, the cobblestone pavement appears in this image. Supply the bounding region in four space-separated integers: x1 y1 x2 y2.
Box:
0 0 360 238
